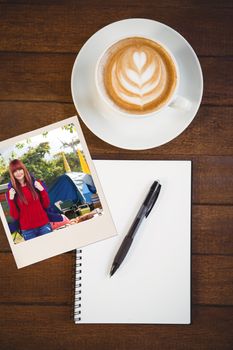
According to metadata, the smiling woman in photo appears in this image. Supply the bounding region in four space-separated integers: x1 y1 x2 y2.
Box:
6 159 53 241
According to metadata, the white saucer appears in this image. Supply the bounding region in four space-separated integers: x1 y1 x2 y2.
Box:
71 19 203 150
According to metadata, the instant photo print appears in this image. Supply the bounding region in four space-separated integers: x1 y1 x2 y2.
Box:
0 116 117 268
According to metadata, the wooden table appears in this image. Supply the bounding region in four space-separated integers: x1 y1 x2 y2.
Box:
0 1 232 349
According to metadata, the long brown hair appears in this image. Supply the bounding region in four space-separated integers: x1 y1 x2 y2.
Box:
9 159 38 204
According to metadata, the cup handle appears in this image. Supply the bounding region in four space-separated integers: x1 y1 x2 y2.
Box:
169 96 191 111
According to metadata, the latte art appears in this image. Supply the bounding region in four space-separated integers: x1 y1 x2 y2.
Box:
111 47 168 108
97 37 178 114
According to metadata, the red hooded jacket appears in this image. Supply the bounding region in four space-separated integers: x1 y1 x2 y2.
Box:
7 180 50 230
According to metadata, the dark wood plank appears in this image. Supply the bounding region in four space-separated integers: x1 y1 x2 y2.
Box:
0 54 232 105
1 205 232 254
0 101 232 155
192 205 233 255
0 2 232 55
192 156 233 204
0 53 74 103
1 0 232 7
0 253 74 304
0 102 76 140
0 252 232 306
0 305 232 350
0 102 232 156
192 255 233 305
200 56 233 106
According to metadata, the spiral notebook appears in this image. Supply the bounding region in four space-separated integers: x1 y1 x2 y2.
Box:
74 160 191 324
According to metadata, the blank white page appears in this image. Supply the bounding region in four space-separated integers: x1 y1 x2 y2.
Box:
76 160 191 324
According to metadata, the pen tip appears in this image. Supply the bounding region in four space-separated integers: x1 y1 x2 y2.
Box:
110 264 118 277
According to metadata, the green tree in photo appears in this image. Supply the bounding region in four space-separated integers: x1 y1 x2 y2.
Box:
65 152 82 173
0 142 52 185
0 155 7 183
0 155 6 173
0 127 83 188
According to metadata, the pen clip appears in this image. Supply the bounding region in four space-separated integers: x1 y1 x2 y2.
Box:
145 184 161 218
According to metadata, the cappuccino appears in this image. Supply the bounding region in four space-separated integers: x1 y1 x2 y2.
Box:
96 37 178 115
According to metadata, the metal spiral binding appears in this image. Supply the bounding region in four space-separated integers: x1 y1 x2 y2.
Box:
74 249 82 323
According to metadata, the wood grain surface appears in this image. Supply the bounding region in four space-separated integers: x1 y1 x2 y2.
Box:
0 1 232 349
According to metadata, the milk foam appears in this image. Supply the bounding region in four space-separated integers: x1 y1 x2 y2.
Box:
99 37 177 114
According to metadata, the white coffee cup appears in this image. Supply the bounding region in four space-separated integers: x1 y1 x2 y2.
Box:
95 36 191 118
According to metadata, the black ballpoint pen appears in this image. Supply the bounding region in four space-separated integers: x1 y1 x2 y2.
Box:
110 180 161 277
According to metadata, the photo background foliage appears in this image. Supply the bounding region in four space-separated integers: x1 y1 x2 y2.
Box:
0 124 83 188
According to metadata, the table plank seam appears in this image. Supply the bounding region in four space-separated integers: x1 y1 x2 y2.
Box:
0 250 232 256
0 302 232 307
0 50 232 58
0 99 233 108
